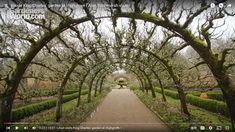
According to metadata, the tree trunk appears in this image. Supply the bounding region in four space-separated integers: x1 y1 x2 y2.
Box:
87 78 94 103
223 90 235 130
166 65 190 116
146 85 149 94
137 78 145 92
55 88 63 122
94 72 106 96
76 81 83 107
55 60 80 122
99 76 105 94
152 70 167 102
76 73 88 107
87 68 103 103
177 86 190 116
0 93 15 131
146 76 156 98
213 72 235 129
158 77 167 102
160 87 167 102
55 81 67 122
94 78 99 97
0 68 24 131
129 69 145 91
140 68 156 98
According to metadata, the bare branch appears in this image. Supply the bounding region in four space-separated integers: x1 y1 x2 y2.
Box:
0 52 20 63
31 61 58 72
42 0 65 19
183 4 210 28
189 61 206 70
24 19 51 32
200 10 225 49
220 48 235 65
159 33 176 51
57 35 78 55
170 43 188 57
226 64 235 69
161 0 176 21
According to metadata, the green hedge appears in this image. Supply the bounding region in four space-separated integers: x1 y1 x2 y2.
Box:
186 94 229 117
63 90 80 95
192 91 224 101
155 87 179 99
12 90 88 121
207 92 224 101
155 88 229 117
190 92 200 96
31 89 78 97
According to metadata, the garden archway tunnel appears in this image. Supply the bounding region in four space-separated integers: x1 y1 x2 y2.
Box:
54 46 184 121
0 1 235 131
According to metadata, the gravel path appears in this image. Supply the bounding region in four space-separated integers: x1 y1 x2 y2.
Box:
80 89 172 132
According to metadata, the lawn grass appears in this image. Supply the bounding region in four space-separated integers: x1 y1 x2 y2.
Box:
134 90 232 132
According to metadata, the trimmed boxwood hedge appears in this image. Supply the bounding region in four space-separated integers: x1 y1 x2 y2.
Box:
155 87 179 99
155 88 229 117
31 89 78 97
12 90 88 121
207 92 224 101
186 94 229 117
63 90 80 95
191 91 224 101
192 91 224 101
